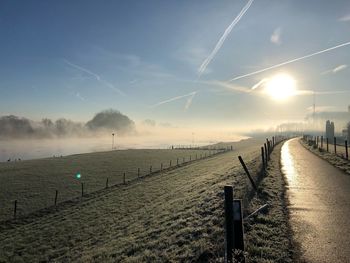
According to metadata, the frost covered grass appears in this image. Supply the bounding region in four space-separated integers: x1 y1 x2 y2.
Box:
0 138 294 262
301 139 350 175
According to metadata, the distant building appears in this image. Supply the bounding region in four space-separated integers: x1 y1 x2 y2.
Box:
325 120 335 140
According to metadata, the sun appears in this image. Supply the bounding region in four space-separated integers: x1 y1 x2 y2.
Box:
264 73 296 101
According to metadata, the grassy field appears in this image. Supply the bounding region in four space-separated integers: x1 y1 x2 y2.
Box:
0 148 220 222
0 138 293 262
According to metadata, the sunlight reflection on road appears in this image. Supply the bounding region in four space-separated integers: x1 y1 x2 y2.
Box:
281 140 297 186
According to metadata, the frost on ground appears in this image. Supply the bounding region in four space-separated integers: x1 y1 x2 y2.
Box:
300 139 350 175
0 138 293 262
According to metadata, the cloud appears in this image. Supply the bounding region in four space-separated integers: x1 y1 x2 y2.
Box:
322 64 348 75
198 0 254 77
63 59 125 96
332 64 347 73
75 92 85 101
270 27 282 45
338 14 350 22
151 91 197 110
228 40 350 81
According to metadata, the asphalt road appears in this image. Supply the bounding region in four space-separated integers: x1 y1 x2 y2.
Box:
281 138 350 263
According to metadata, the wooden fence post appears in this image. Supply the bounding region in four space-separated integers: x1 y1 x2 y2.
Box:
224 186 234 263
150 165 152 173
334 137 337 155
327 138 329 152
190 155 192 161
345 140 348 160
55 190 58 205
123 172 126 184
261 147 265 170
224 186 245 263
14 200 17 219
264 143 268 164
321 136 323 149
106 178 109 188
138 168 140 178
238 156 257 191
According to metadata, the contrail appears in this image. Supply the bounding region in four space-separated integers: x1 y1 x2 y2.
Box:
198 0 254 77
63 59 101 80
228 41 350 82
151 91 197 109
63 59 125 96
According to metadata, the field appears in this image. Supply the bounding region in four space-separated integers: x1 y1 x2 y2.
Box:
0 138 293 262
0 148 222 222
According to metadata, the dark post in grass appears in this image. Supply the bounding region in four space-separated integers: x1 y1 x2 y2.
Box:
123 172 126 184
266 138 270 156
321 136 323 149
14 200 17 219
334 137 337 155
138 168 140 178
150 165 152 173
327 138 329 152
55 190 58 205
264 143 268 164
238 156 257 191
224 186 245 263
345 140 348 160
190 155 192 161
261 147 266 170
106 178 109 188
81 183 84 197
272 136 275 148
169 160 172 167
231 145 233 151
224 186 234 263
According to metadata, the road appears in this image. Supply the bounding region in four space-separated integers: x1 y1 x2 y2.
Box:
281 138 350 262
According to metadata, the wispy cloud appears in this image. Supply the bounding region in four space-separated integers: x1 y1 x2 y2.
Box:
270 27 282 45
75 92 85 101
228 40 350 81
63 59 125 96
151 91 197 110
322 64 348 75
198 0 254 77
338 14 350 22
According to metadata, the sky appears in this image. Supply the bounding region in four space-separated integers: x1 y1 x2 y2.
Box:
1 0 350 131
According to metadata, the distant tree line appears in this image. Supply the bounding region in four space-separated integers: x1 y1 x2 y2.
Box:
0 109 135 139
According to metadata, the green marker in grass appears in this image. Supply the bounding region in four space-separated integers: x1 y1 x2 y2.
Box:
75 173 81 179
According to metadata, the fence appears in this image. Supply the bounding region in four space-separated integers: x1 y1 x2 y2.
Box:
224 135 286 263
303 135 349 160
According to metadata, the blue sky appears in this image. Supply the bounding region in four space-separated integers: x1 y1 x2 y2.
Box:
1 0 350 129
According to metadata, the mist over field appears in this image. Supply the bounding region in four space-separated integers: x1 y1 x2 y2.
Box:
0 109 135 139
0 108 249 162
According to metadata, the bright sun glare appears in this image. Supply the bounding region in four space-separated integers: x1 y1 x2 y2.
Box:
265 73 296 101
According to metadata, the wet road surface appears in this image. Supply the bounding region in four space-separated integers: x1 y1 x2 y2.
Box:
281 138 350 263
